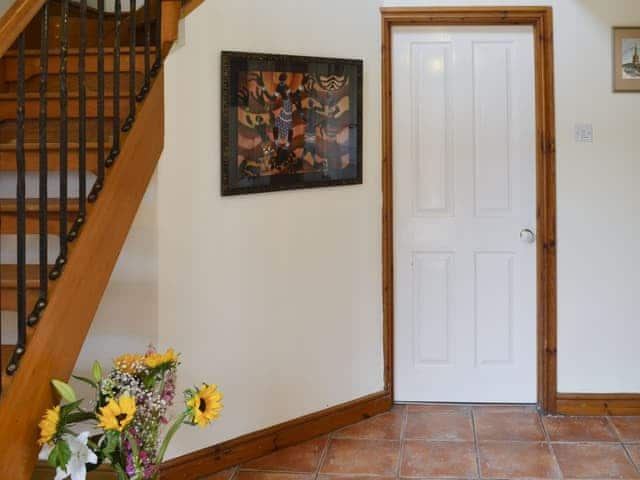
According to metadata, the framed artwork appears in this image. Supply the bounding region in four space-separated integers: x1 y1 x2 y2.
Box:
221 51 363 195
613 27 640 92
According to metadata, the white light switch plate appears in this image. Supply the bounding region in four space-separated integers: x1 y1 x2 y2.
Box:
575 124 594 143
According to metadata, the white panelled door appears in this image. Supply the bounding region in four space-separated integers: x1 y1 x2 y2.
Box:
393 26 537 403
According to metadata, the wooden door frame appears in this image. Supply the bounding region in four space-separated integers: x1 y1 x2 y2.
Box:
381 6 558 413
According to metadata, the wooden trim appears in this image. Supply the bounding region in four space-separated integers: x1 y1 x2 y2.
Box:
180 0 205 18
160 391 393 479
0 0 46 59
33 462 116 480
161 0 182 56
557 394 640 416
381 9 394 397
381 7 558 413
0 72 165 480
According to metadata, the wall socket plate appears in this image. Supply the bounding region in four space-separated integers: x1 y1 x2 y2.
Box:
575 124 594 143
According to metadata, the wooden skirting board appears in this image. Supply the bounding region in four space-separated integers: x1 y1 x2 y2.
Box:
33 463 116 479
160 391 392 479
556 394 640 416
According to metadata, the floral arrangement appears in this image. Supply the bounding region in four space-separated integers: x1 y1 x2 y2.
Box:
37 346 223 480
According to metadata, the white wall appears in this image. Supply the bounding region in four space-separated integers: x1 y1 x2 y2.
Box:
157 0 383 458
555 0 639 393
382 0 640 393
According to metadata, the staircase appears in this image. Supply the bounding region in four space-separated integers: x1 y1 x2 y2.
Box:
0 0 183 476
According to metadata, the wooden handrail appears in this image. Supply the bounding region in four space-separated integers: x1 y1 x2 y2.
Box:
181 0 203 18
0 0 46 59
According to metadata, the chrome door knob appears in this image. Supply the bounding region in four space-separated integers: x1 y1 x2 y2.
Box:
520 228 536 244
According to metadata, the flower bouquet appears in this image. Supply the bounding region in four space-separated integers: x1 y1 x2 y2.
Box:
37 347 223 480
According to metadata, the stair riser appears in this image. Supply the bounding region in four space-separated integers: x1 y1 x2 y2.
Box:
3 53 149 82
0 289 40 312
1 213 78 235
0 149 105 172
0 97 131 120
23 16 146 51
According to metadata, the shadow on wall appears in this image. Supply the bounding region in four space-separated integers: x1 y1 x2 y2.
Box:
71 178 159 399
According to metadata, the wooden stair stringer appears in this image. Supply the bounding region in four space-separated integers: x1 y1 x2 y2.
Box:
0 71 164 480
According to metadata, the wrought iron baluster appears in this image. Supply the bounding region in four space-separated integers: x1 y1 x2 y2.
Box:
107 0 122 168
89 0 106 202
137 0 151 101
68 0 87 243
122 0 136 131
9 32 27 375
151 0 161 76
51 0 69 279
29 1 50 326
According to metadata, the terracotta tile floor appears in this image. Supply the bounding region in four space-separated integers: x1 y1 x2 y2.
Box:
202 404 640 480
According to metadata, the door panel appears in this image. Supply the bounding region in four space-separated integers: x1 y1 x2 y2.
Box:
474 252 515 366
411 42 454 216
393 26 536 403
472 42 513 215
413 252 454 365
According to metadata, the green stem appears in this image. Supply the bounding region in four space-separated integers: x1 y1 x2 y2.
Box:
155 410 189 465
125 431 143 480
112 462 128 480
118 434 127 479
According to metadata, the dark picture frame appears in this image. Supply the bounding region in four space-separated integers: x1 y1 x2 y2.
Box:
221 51 363 195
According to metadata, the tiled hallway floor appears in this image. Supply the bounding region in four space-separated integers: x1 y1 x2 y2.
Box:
203 404 640 480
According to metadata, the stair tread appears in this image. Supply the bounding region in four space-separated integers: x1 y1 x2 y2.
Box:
0 197 80 213
0 118 115 146
0 265 46 289
0 72 145 99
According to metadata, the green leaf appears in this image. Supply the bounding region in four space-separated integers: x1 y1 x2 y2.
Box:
47 440 71 470
51 379 77 403
65 411 97 424
102 431 119 458
72 374 97 389
92 360 103 382
60 399 83 418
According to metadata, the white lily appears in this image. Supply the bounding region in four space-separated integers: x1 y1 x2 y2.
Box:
39 431 98 480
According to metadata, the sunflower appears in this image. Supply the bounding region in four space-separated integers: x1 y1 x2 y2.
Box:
187 384 223 428
113 353 144 375
37 406 61 445
144 348 179 369
97 395 136 432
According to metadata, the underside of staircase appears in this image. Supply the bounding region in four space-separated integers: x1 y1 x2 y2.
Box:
0 0 183 477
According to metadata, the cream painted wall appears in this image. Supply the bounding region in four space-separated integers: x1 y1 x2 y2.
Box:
157 0 383 459
0 0 12 18
383 0 640 393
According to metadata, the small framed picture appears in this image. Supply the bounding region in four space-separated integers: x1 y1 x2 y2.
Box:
613 27 640 92
221 51 363 196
